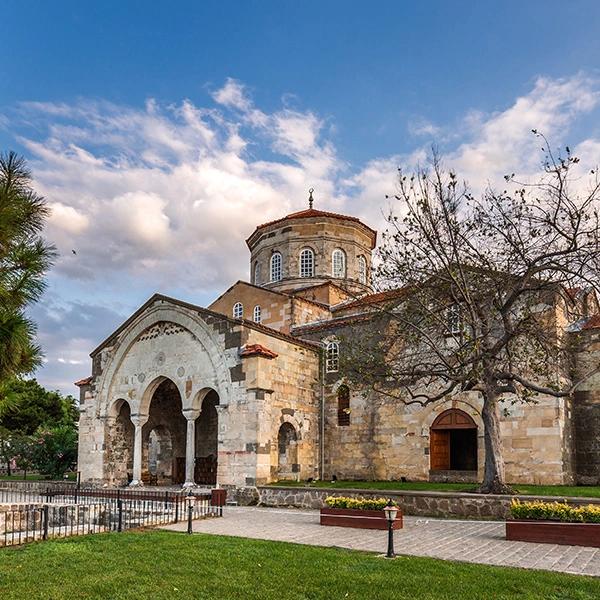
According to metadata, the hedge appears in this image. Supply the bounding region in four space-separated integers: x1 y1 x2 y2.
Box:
324 496 398 511
510 499 600 523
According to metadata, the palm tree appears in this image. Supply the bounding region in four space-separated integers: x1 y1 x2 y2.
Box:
0 152 56 390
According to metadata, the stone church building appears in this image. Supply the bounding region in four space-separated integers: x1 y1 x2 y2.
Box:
75 198 600 488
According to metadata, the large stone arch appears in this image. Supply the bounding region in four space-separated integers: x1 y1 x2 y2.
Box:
95 303 235 418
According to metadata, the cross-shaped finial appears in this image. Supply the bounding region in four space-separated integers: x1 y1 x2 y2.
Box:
308 188 314 209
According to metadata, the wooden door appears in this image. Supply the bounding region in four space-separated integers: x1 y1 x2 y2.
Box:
430 430 450 470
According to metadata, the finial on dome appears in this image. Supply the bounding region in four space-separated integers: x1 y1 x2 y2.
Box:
308 188 314 209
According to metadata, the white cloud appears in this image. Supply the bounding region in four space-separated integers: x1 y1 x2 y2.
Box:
8 74 600 394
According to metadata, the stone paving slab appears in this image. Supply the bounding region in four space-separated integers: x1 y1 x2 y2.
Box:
163 506 600 577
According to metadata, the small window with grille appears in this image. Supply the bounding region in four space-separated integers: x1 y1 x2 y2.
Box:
233 302 243 319
332 249 346 278
337 384 350 426
299 248 314 278
270 252 282 282
326 341 339 373
253 305 261 323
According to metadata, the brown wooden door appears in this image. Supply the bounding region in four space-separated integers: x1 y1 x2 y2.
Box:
430 430 450 470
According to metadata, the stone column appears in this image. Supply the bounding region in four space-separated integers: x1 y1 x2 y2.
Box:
183 408 200 488
129 413 148 487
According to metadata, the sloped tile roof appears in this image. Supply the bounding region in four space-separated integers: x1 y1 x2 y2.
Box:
239 344 279 359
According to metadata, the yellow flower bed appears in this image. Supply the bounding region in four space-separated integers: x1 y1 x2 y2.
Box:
510 499 600 523
324 496 397 511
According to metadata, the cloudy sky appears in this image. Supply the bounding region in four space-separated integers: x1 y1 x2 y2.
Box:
2 1 600 395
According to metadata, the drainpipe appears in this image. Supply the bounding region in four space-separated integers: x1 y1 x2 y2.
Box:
319 342 326 480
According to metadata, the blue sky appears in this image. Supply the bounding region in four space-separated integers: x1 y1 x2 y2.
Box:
2 1 600 394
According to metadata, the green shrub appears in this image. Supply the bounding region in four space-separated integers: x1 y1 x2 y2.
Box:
324 496 397 511
510 499 600 523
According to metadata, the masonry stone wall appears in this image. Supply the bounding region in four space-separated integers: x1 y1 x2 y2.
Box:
209 282 292 331
240 328 321 485
573 328 600 484
248 216 374 295
233 486 600 520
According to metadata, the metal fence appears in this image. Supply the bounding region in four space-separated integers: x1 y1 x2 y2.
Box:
0 487 221 548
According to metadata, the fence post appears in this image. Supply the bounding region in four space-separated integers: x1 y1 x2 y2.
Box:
175 497 179 523
42 505 49 540
187 499 193 535
117 499 123 532
164 490 169 510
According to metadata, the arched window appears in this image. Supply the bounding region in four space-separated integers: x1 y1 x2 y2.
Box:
253 305 261 323
357 256 367 284
332 249 346 278
337 384 350 426
299 248 314 278
325 341 339 373
254 262 261 285
270 252 282 282
233 302 243 319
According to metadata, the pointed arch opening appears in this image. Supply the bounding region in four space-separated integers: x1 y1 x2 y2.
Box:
277 422 299 480
109 399 134 485
194 389 220 485
142 378 186 485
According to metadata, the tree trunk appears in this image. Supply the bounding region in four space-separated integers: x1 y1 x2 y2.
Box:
479 390 513 494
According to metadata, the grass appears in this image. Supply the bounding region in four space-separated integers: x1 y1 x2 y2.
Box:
0 530 598 599
272 480 600 498
0 472 76 482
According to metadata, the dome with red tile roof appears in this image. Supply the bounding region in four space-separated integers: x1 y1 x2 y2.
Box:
244 192 376 297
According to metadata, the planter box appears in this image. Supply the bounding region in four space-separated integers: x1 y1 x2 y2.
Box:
506 520 600 548
320 507 403 530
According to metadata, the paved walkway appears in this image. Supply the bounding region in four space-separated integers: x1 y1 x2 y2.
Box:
163 506 600 577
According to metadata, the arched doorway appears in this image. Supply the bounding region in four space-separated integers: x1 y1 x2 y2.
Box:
111 399 134 485
430 409 477 472
194 390 219 485
142 379 186 485
277 422 298 480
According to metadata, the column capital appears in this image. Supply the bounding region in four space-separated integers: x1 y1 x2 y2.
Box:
130 413 148 427
182 408 201 421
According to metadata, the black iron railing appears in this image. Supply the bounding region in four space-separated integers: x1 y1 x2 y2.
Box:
0 487 223 548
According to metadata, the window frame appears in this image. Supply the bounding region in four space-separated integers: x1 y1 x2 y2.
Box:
332 249 346 278
253 305 262 323
270 252 282 282
233 302 243 319
299 247 315 278
325 341 340 373
447 303 462 335
337 384 350 426
357 255 367 284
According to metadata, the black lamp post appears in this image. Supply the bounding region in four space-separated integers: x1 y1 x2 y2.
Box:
383 500 398 559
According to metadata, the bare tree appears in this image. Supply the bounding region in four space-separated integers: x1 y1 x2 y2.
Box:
341 135 600 493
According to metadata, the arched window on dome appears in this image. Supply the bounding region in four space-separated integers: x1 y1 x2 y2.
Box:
357 255 367 284
233 302 243 319
332 249 346 278
326 341 339 373
270 252 282 282
254 262 261 285
253 305 262 323
299 248 314 278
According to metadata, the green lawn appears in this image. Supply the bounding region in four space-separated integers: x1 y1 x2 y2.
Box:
0 530 598 599
0 472 76 482
272 479 600 498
